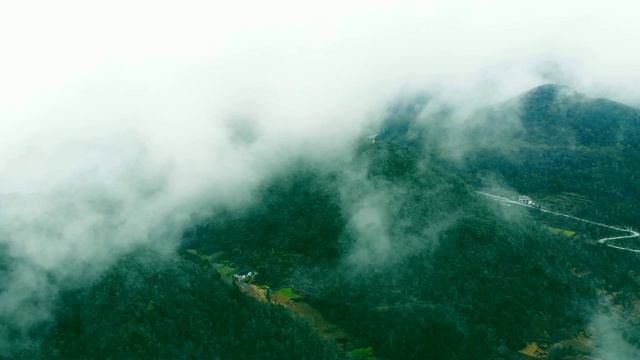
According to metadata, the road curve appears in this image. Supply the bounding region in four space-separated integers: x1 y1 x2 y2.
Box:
477 191 640 253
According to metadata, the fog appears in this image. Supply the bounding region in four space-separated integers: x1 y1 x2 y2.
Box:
592 313 640 360
2 0 640 354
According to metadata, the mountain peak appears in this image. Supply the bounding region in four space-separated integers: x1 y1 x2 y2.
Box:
520 83 578 104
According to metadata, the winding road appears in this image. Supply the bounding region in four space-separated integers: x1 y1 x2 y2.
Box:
477 191 640 253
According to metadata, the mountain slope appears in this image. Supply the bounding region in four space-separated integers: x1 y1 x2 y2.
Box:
473 84 640 227
32 90 640 359
179 141 640 359
40 250 340 360
379 84 640 228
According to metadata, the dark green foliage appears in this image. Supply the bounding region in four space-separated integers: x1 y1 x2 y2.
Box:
42 250 339 360
467 85 640 227
306 199 628 359
348 347 377 360
379 84 640 227
183 163 346 272
359 140 420 179
35 85 640 359
179 138 640 359
519 85 640 148
377 94 432 149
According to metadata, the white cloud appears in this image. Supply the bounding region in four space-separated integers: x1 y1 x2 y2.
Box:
1 0 640 353
2 0 640 109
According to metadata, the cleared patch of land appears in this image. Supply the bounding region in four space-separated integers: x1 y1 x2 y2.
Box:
546 226 576 237
519 341 547 358
276 287 301 299
215 263 237 278
519 341 549 359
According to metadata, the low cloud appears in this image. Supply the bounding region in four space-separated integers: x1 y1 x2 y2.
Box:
591 313 640 360
337 159 458 272
343 185 394 267
2 0 640 354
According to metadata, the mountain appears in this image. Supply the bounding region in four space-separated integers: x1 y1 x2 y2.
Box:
380 84 640 227
17 85 640 359
518 84 640 147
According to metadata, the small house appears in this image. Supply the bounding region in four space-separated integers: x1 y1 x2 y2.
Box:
233 268 256 281
518 195 533 205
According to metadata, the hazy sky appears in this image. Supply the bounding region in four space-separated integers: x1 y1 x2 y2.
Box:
3 0 640 189
2 0 640 110
1 0 640 353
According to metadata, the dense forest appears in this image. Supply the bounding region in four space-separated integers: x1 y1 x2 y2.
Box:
5 85 640 359
379 84 640 227
181 140 640 359
39 251 338 360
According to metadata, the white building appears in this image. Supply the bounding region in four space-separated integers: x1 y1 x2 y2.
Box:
518 195 533 205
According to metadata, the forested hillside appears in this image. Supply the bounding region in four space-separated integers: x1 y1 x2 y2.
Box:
380 84 640 227
39 250 339 360
180 141 639 359
16 85 640 360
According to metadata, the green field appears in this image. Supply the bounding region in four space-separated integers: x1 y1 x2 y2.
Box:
276 288 301 299
547 226 576 237
215 263 237 278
